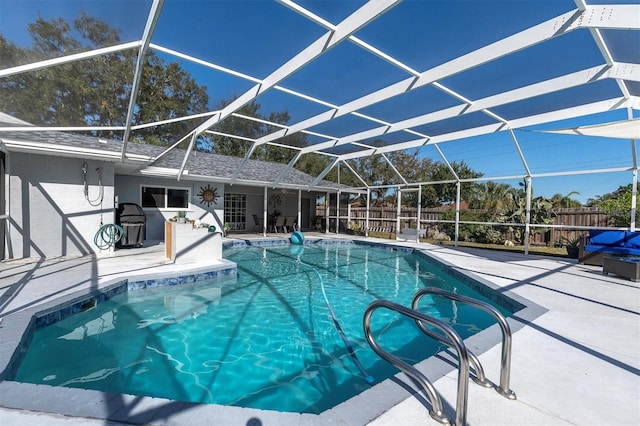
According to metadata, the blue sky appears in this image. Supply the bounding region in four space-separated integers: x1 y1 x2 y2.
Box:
1 0 638 203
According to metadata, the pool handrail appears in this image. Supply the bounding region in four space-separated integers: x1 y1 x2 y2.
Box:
363 299 470 426
412 287 517 400
393 309 491 388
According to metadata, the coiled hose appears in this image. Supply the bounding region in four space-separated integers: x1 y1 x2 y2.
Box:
94 223 124 249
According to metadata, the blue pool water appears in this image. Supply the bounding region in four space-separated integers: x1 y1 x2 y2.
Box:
14 242 515 413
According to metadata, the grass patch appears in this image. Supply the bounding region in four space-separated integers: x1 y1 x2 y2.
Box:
431 240 568 257
367 231 570 258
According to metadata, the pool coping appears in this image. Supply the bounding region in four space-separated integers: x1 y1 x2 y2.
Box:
0 239 547 425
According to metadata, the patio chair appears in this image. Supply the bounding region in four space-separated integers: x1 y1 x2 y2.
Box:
252 214 264 232
273 215 286 233
284 216 297 233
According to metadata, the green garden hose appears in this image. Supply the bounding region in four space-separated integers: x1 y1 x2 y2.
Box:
94 223 124 249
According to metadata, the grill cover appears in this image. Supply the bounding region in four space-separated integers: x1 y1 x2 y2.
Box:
116 203 146 247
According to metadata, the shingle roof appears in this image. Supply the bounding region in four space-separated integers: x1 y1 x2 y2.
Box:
154 148 336 189
0 114 346 191
0 122 122 153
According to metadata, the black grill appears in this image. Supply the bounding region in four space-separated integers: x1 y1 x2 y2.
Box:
115 203 146 247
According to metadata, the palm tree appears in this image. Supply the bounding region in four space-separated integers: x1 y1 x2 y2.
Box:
563 191 581 208
551 191 581 209
550 193 565 209
468 181 511 214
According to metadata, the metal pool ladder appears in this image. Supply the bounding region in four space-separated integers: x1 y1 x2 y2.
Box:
363 287 516 426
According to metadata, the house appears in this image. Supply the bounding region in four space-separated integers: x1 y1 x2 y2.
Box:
0 113 346 260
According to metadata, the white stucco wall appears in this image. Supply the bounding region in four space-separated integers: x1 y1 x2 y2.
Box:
4 149 321 260
7 152 114 259
114 176 225 241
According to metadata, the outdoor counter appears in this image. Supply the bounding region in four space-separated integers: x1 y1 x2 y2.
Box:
165 221 222 264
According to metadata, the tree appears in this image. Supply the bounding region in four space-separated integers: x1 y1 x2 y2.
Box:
333 154 485 208
550 191 582 209
387 150 425 181
207 99 264 156
587 184 636 227
0 11 209 144
295 152 333 180
205 98 309 166
135 56 209 144
424 160 483 207
259 110 308 164
338 152 399 204
467 181 512 214
587 183 633 206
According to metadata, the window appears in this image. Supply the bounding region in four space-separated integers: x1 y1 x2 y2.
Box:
167 188 189 208
141 186 189 209
224 193 246 230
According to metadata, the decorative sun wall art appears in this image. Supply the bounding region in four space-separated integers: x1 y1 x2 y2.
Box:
197 184 219 207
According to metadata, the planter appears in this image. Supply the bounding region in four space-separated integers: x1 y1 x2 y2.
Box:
566 246 579 259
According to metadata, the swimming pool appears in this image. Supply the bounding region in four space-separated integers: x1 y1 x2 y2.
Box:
11 241 521 414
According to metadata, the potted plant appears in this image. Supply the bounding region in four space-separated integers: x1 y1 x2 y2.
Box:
177 210 187 224
563 236 581 258
223 222 231 237
347 221 365 236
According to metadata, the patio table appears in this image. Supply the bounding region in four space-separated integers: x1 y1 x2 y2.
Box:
602 257 640 282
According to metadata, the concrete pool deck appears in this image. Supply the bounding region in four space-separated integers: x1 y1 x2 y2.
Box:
0 234 638 425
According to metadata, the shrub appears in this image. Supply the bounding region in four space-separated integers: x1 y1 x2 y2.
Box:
472 225 503 244
441 209 494 241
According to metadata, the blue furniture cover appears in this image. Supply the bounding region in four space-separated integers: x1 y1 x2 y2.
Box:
584 230 640 256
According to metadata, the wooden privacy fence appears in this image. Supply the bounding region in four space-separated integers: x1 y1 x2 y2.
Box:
551 208 610 242
316 206 614 244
